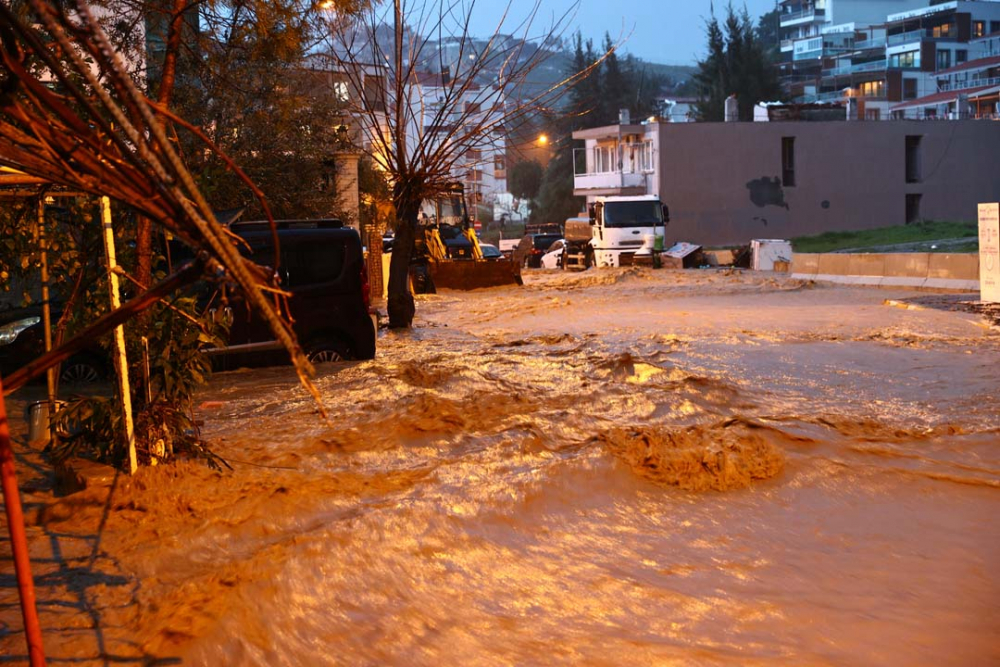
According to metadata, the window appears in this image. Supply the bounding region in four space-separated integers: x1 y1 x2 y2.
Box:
859 80 884 98
890 51 920 68
973 21 986 38
903 78 918 100
905 194 922 224
905 135 922 183
494 155 505 171
781 137 796 187
866 108 881 121
956 49 968 64
937 49 951 70
593 145 615 173
931 23 952 38
638 142 655 172
991 21 1000 35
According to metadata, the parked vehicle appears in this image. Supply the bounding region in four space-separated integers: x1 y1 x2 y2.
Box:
203 219 376 368
540 239 566 269
0 306 107 385
562 195 670 269
524 233 563 268
479 243 503 260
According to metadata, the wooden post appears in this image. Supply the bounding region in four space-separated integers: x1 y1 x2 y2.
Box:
0 379 47 665
100 197 137 474
36 199 56 436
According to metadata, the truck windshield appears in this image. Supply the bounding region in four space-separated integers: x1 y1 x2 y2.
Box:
603 201 663 228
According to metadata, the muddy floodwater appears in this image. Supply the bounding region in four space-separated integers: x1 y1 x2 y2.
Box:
2 269 999 665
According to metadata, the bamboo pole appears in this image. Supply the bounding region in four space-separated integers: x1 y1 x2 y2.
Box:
100 197 137 474
37 199 57 439
0 379 47 665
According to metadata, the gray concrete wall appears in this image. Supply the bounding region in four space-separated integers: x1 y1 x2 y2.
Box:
658 120 1000 246
791 252 980 291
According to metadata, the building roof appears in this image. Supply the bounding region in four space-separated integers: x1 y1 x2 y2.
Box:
936 54 1000 77
891 83 1000 110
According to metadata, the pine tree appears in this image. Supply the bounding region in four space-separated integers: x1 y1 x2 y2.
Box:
694 4 781 121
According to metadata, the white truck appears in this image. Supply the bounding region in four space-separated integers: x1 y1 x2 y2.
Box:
561 195 670 269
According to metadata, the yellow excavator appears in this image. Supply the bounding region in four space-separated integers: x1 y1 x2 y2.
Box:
409 184 522 293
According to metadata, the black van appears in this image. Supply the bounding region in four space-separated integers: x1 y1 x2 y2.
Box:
205 220 376 369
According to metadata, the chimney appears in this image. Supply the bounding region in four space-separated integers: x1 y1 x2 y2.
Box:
619 108 630 125
724 94 738 122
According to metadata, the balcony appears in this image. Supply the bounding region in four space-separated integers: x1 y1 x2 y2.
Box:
823 59 887 77
781 39 794 51
781 7 825 25
888 29 924 46
855 36 887 50
939 76 1000 92
573 171 647 195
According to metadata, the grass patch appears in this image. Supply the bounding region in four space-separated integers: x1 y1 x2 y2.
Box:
791 220 978 253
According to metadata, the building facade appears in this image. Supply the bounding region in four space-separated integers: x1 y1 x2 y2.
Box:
573 119 1000 246
780 0 1000 119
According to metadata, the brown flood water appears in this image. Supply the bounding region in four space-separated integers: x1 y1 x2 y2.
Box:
2 268 999 665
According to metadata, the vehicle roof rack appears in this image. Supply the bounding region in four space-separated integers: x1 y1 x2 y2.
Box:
229 219 344 230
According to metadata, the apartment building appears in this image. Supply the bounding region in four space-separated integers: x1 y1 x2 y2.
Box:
572 117 1000 245
782 0 1000 118
779 0 928 100
410 73 508 211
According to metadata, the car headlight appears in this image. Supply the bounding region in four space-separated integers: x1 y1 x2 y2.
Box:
0 317 41 346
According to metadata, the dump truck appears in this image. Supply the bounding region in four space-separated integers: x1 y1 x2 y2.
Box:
561 195 670 269
408 184 522 293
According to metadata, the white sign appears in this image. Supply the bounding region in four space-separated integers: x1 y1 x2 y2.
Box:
979 203 1000 303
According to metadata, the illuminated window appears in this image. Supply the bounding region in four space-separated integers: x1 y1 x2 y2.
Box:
973 21 985 38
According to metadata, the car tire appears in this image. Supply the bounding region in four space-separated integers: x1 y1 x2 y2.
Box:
306 339 352 364
584 249 594 270
60 355 104 385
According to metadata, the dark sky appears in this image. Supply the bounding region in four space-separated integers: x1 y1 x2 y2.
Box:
464 0 778 65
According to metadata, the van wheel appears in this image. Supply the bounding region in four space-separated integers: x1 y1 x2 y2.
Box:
307 340 352 364
584 249 594 269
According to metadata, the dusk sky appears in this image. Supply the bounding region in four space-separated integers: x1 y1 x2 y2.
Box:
464 0 778 65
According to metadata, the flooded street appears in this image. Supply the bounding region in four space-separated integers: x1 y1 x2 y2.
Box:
3 268 999 665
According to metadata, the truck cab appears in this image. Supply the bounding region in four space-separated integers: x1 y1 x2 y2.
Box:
563 195 669 268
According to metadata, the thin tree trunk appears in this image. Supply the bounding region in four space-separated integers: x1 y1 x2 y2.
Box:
387 194 417 328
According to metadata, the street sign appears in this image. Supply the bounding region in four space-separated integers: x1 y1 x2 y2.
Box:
979 203 999 303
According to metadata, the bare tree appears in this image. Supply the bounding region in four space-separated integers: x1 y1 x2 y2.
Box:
324 0 611 328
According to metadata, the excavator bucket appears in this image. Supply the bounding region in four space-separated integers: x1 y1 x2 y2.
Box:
426 258 522 291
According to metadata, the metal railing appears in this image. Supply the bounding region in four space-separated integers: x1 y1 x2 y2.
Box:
938 76 1000 92
888 29 924 46
854 36 887 49
823 59 887 76
782 6 824 23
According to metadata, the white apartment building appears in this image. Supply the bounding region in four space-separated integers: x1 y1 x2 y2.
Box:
570 112 661 205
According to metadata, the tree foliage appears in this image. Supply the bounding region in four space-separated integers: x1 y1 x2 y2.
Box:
508 160 543 202
693 4 781 121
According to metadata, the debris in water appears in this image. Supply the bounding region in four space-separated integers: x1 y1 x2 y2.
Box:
597 419 786 491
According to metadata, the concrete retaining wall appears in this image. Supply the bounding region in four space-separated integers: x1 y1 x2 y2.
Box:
791 253 980 292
